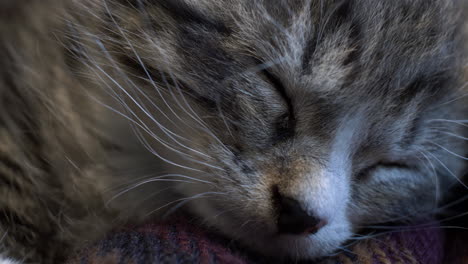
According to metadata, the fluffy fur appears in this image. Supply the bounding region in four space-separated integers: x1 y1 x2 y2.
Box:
0 0 467 263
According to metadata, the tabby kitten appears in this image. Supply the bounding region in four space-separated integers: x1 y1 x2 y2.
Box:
0 0 467 263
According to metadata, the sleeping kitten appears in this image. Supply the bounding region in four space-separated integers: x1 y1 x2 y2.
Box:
0 0 467 263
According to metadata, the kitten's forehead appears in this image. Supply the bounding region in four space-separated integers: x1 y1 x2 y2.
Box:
135 0 461 140
108 0 462 136
117 0 461 92
172 0 459 99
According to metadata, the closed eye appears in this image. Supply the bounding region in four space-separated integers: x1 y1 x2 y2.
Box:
356 162 411 181
260 68 296 142
261 69 293 112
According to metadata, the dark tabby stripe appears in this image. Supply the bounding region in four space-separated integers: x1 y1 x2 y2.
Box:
342 21 362 66
0 154 27 192
301 35 319 72
117 0 230 34
302 0 361 71
119 54 218 110
0 152 24 175
154 0 230 34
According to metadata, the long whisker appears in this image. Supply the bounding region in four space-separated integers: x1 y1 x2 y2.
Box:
428 119 468 127
78 44 226 171
144 191 227 217
99 2 203 146
162 191 233 219
438 131 468 141
362 208 468 235
417 149 440 207
430 81 468 109
92 38 217 162
77 71 201 172
425 151 468 189
67 12 224 170
131 122 225 172
435 193 468 213
106 174 214 206
169 77 235 156
81 71 205 172
429 142 468 161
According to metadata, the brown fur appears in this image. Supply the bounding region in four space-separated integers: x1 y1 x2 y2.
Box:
0 0 467 262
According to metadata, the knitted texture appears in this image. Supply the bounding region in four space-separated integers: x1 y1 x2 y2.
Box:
67 216 457 264
68 217 248 264
325 225 444 264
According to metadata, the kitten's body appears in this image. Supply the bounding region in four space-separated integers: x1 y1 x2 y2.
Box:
0 0 467 263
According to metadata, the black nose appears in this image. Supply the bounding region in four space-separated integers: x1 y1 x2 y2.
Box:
277 196 327 235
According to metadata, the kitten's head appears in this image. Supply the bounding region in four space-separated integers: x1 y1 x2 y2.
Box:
72 0 468 260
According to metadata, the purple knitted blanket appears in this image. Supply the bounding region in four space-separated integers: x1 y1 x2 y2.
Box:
67 216 467 264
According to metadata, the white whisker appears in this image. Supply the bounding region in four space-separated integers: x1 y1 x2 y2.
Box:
430 142 468 161
99 4 206 151
424 151 468 189
429 128 468 141
92 38 216 162
106 174 214 206
417 149 440 207
430 82 468 109
145 191 226 217
78 45 225 171
428 119 468 127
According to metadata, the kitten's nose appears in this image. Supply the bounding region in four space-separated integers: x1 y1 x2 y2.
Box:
277 196 327 235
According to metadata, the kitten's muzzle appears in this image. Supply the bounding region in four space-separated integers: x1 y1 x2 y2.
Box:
276 195 327 235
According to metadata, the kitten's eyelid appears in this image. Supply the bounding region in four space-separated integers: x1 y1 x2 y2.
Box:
259 69 296 125
355 161 411 181
260 69 292 108
258 68 297 142
378 161 411 168
250 57 292 109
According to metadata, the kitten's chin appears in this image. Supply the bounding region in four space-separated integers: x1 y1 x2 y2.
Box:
227 222 351 260
189 202 351 260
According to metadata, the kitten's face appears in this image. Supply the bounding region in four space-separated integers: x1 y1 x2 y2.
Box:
75 0 467 260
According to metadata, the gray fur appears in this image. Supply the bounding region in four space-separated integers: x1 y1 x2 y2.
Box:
0 0 467 262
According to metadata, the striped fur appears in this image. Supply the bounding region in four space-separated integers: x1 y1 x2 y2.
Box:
0 0 467 262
